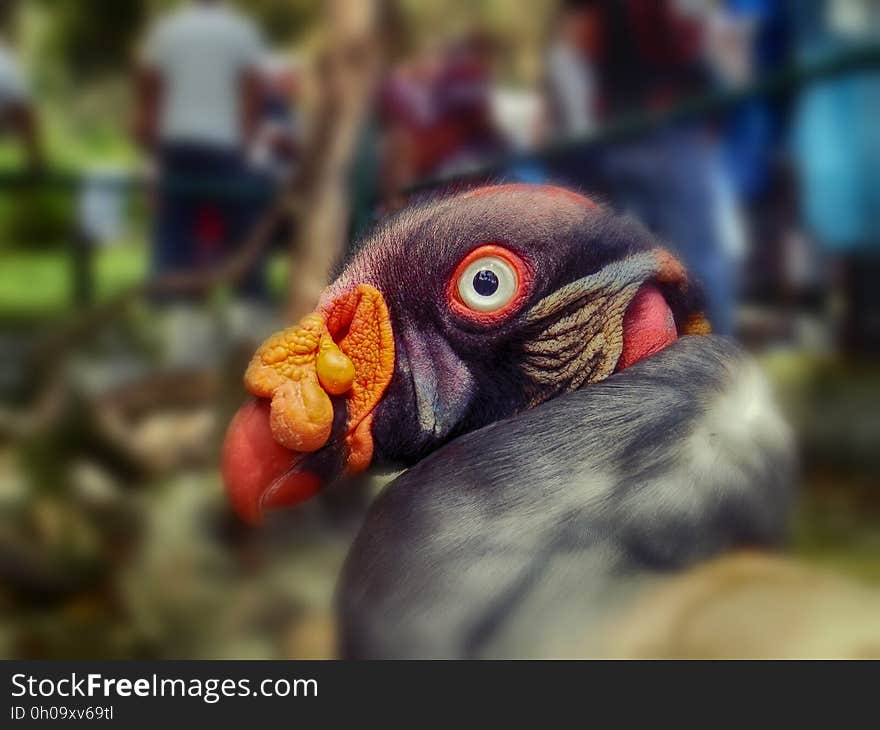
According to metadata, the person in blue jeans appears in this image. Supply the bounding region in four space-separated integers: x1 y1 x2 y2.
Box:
134 0 268 301
152 145 269 300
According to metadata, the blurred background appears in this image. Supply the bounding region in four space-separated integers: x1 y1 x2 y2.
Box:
0 0 877 658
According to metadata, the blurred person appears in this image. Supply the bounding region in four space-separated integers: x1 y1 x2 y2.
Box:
707 1 791 204
429 31 509 176
378 32 510 209
707 2 800 336
543 0 741 335
133 0 267 302
791 0 880 355
544 0 600 139
250 55 301 184
0 28 41 169
377 51 439 209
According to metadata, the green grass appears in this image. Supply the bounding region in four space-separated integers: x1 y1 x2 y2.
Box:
0 242 289 321
792 474 880 584
0 241 148 319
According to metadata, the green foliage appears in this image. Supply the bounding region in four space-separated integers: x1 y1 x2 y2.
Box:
231 0 318 45
0 241 147 316
33 0 150 80
0 187 74 250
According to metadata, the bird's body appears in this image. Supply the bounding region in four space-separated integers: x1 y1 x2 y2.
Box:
340 336 794 658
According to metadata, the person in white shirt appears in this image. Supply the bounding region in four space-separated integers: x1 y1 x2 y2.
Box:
134 0 268 298
135 0 263 152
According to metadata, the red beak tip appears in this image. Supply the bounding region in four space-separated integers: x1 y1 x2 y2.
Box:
222 399 293 523
222 398 325 524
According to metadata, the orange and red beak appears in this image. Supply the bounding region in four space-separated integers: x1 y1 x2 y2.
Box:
222 284 395 524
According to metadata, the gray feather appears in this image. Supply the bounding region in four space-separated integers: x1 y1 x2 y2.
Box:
338 336 796 658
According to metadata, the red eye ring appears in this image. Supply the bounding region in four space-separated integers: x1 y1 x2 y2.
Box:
447 244 532 325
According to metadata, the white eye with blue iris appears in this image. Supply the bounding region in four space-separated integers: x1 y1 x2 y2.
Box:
457 255 518 312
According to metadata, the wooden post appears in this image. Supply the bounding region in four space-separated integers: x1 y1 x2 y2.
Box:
284 0 385 321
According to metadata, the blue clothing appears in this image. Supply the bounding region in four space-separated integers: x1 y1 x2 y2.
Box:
543 127 738 335
794 73 880 251
153 144 270 299
599 128 737 335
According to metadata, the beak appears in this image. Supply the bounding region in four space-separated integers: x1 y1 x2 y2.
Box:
222 284 395 524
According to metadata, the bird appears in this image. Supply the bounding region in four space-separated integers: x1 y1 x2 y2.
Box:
222 183 809 658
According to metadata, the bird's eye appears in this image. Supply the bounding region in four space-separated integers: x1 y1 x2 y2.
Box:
448 244 530 323
457 255 518 312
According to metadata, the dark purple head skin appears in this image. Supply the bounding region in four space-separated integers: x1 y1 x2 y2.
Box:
319 184 704 467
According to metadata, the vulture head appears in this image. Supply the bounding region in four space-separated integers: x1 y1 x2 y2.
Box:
222 184 712 524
